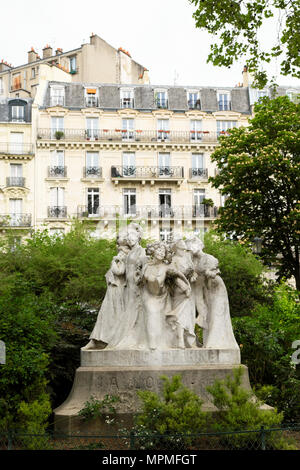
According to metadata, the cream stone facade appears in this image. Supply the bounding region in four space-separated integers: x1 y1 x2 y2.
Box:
33 82 251 240
0 35 149 100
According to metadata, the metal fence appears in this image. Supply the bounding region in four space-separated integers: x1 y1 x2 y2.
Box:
0 424 299 450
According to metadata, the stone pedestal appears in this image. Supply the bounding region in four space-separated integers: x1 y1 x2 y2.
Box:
53 347 262 435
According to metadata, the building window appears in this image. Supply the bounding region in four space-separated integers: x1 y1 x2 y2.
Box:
191 154 206 179
123 189 136 216
158 153 171 177
122 118 135 140
9 132 24 154
51 117 64 139
120 89 134 108
187 91 200 109
49 187 66 218
217 92 231 111
86 118 99 139
85 88 99 107
122 152 136 177
8 164 24 187
9 199 23 226
31 68 36 79
49 150 65 177
193 189 206 216
190 120 202 141
0 77 3 94
160 228 172 242
155 90 168 109
85 152 100 177
12 73 21 90
11 106 25 122
50 86 65 106
69 56 77 74
217 120 237 136
157 119 169 140
159 189 172 216
87 188 100 216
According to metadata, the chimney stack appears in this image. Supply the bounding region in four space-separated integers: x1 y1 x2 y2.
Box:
28 47 38 63
242 65 249 87
43 44 53 59
56 48 63 55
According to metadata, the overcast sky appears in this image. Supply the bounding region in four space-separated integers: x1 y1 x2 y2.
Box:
1 0 299 88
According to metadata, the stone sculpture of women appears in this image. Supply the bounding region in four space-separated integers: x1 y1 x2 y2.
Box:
84 232 129 350
167 237 198 349
186 236 239 350
138 241 192 350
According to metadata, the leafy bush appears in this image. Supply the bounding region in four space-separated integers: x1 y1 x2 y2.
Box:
17 394 52 450
78 395 120 424
206 367 296 449
233 284 300 421
131 375 208 449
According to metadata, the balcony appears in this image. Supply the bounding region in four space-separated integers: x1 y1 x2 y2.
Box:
111 166 184 181
48 166 67 178
189 168 208 180
77 205 101 218
0 213 31 227
218 101 232 111
47 206 67 218
6 177 26 187
83 166 103 178
37 129 219 144
76 205 218 220
0 143 34 155
120 98 134 109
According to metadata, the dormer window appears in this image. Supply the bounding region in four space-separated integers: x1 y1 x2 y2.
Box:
9 99 26 122
50 86 65 106
155 90 168 109
85 88 99 107
187 91 201 110
218 91 231 111
120 88 134 108
69 56 77 74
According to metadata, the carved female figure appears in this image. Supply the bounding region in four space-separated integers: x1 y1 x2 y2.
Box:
140 242 192 350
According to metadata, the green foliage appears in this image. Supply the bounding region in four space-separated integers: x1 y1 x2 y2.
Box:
189 0 300 87
0 223 117 429
78 395 120 424
233 283 300 421
204 230 269 317
17 394 52 450
209 96 300 289
207 367 296 449
131 375 208 449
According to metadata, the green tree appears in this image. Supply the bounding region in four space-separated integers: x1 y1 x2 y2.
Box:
189 0 300 87
209 96 300 290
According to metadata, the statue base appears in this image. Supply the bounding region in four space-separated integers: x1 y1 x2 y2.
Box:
54 347 272 435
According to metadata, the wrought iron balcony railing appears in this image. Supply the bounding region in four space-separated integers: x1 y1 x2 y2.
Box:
83 166 103 178
47 206 67 218
189 168 208 179
111 166 184 179
37 128 219 143
75 205 218 220
0 143 34 155
48 166 67 177
218 101 232 111
6 177 26 187
0 213 32 227
77 205 101 218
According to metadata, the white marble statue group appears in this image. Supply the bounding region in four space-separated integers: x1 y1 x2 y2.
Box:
85 223 239 351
